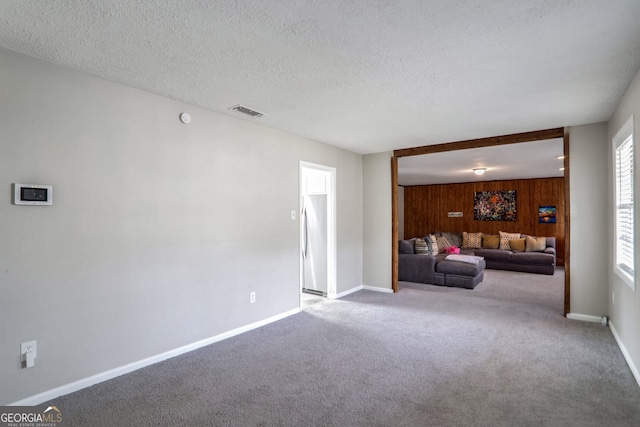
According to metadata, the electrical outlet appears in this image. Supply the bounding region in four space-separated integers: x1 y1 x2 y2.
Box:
250 292 256 303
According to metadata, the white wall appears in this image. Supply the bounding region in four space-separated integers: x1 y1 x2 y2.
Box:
0 48 363 404
608 65 640 382
362 152 392 290
568 122 609 318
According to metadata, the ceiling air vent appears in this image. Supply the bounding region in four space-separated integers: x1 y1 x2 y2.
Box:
229 105 264 118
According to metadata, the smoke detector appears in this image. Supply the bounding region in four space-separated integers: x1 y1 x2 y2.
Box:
229 105 264 118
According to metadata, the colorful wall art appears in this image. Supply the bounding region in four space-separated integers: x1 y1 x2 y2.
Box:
539 206 557 223
474 190 517 221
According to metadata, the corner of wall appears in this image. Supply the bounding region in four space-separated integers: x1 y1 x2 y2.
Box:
362 152 393 290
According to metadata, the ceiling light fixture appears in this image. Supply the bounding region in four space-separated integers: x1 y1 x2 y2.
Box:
472 168 487 175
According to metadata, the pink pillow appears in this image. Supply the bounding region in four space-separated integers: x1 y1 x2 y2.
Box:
445 246 460 254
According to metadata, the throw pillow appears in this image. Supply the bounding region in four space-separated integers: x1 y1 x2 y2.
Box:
414 238 428 255
399 239 415 254
427 234 439 255
509 238 526 252
525 236 547 252
482 234 500 249
462 232 483 249
441 232 462 248
436 235 452 251
499 231 521 250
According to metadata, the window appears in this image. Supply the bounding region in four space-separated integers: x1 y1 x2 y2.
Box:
613 115 635 289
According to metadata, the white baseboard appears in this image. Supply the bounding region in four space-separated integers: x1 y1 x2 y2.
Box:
609 321 640 389
10 307 301 406
363 285 393 294
566 313 604 323
334 285 363 299
333 284 393 299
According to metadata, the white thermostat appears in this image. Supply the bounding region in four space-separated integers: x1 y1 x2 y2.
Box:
13 183 53 205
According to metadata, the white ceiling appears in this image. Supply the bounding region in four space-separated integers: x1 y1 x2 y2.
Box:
398 138 564 186
0 1 639 155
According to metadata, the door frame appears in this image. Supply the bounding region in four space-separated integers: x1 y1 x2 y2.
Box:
391 127 571 315
299 161 337 306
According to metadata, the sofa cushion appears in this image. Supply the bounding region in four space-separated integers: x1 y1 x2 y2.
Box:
437 259 486 276
525 236 547 252
474 248 513 262
499 231 521 250
426 234 439 255
509 238 526 252
441 232 462 248
459 248 477 256
482 234 500 249
436 235 452 251
399 239 415 254
398 254 445 285
510 251 555 265
414 238 428 254
462 232 483 249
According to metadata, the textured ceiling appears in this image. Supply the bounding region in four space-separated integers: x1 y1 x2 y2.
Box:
398 138 564 186
1 1 640 154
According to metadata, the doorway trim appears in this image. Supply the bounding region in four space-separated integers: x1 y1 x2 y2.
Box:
391 127 570 315
299 161 337 308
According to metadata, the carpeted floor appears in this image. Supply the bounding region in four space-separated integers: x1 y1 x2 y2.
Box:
49 268 640 426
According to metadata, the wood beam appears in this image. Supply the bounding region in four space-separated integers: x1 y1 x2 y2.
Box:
391 155 399 293
393 127 565 158
563 128 571 316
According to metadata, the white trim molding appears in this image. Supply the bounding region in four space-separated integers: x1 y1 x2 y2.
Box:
363 285 394 294
610 321 640 388
334 285 363 299
566 313 604 323
335 285 393 299
10 308 301 406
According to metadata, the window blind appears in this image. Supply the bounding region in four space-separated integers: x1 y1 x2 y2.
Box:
612 116 635 290
615 132 634 278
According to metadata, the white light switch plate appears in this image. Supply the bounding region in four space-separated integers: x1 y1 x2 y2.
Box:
21 340 37 359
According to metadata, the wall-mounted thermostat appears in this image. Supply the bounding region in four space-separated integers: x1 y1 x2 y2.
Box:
13 183 53 205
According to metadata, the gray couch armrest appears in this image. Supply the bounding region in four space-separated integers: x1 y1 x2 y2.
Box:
398 254 437 283
545 237 556 249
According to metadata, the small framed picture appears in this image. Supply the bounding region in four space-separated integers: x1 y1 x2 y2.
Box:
539 206 556 224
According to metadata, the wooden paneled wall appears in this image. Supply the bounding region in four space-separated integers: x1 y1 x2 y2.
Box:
403 177 565 265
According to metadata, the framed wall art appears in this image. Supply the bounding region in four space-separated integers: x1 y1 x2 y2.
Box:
474 190 517 221
539 206 556 223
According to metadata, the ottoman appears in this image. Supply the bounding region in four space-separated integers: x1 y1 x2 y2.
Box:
436 258 486 289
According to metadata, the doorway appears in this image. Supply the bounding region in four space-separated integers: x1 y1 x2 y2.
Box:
300 162 337 309
391 127 571 315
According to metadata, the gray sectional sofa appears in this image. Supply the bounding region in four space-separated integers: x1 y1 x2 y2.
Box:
398 252 486 289
398 233 557 289
460 236 556 275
